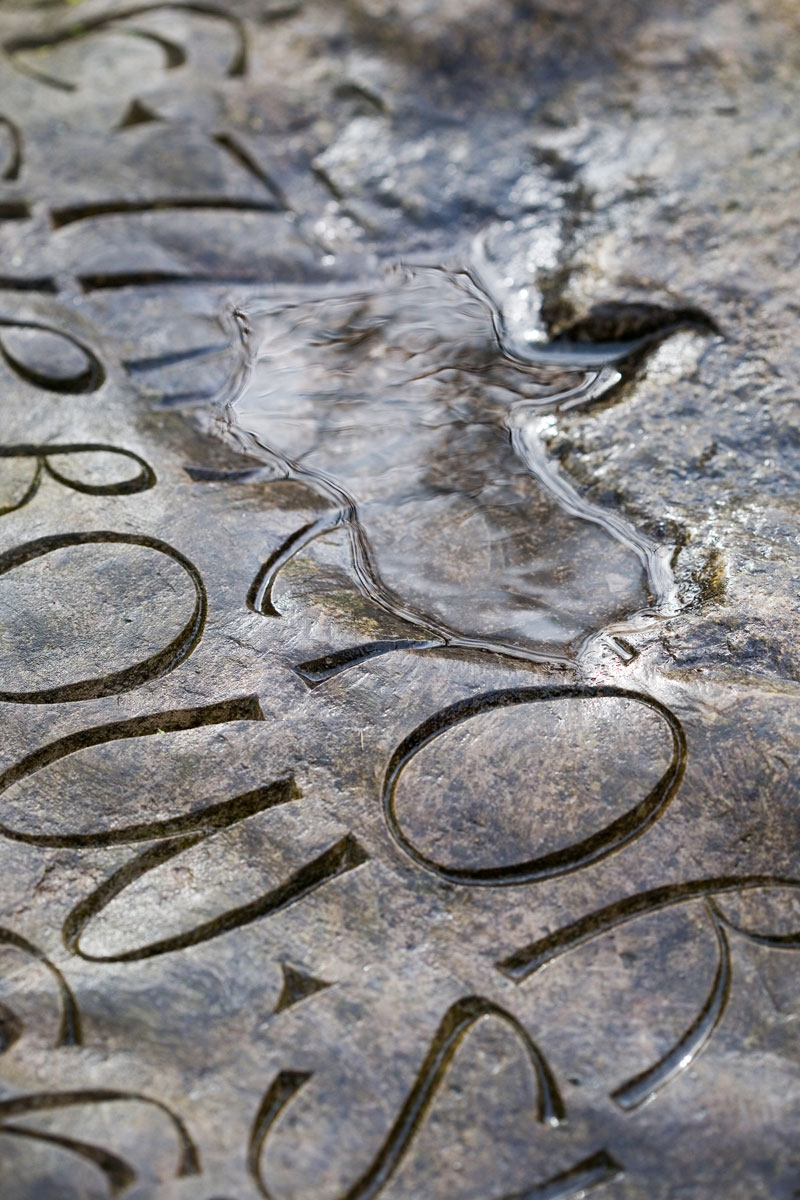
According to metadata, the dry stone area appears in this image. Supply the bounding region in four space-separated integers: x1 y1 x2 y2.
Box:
0 1 797 1197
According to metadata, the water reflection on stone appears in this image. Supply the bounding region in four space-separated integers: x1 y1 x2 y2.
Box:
229 268 651 659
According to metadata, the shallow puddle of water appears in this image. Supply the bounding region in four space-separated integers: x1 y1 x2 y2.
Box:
225 266 675 669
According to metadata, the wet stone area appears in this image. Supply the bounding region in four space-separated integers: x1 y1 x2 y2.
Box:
0 1 798 1197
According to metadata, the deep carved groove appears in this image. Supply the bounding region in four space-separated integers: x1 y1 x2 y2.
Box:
0 458 41 518
555 302 718 345
0 318 104 392
41 444 156 495
51 198 280 229
0 1124 136 1197
610 902 731 1111
0 1002 23 1053
0 202 30 220
496 874 800 983
123 344 229 373
78 271 270 292
214 131 289 209
294 640 440 687
119 24 187 70
248 516 344 617
0 531 207 703
0 444 155 515
116 97 163 130
273 964 331 1014
382 686 686 885
63 833 369 962
0 277 59 294
497 881 800 1110
0 926 82 1045
0 1090 200 1178
4 4 250 83
0 116 23 181
0 695 265 845
250 997 623 1200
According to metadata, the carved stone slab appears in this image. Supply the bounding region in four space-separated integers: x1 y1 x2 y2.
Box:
0 2 797 1198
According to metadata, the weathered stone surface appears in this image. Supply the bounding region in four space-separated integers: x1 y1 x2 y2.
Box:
0 2 797 1198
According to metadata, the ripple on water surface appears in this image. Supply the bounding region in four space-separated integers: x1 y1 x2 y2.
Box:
228 268 659 660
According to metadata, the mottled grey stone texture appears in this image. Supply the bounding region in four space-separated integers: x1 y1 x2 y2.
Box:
0 1 797 1198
